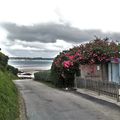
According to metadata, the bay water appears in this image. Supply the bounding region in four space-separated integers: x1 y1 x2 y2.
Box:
8 59 53 70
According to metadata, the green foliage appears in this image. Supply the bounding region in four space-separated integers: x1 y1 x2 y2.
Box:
34 70 56 87
0 52 9 67
34 70 52 82
50 70 62 87
0 51 18 77
0 51 19 120
7 65 19 76
0 70 19 120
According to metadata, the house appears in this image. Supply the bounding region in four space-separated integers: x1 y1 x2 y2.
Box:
80 64 108 81
79 58 120 84
108 58 120 84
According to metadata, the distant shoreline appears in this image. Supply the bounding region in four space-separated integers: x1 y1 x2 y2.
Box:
9 57 54 60
8 58 52 73
19 67 50 73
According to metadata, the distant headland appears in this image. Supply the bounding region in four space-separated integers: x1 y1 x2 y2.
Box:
9 57 54 60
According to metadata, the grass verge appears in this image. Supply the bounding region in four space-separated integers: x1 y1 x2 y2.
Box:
0 70 19 120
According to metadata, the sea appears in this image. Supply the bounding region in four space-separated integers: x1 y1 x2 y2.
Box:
8 59 53 71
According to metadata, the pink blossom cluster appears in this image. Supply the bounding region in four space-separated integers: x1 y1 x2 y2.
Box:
63 61 73 68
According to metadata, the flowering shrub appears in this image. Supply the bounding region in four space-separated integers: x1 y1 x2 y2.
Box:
51 38 120 87
81 38 119 64
63 61 73 68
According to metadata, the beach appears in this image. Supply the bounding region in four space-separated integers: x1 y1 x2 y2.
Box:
8 59 52 74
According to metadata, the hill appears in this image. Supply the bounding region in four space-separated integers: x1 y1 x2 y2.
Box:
0 52 19 120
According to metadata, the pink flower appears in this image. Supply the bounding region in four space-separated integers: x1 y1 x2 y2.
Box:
113 58 119 63
69 55 74 60
65 53 70 57
63 61 73 68
75 52 79 56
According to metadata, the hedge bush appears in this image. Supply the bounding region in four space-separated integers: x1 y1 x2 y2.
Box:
34 70 52 82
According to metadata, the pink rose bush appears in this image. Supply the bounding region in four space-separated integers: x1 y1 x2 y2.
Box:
51 38 120 87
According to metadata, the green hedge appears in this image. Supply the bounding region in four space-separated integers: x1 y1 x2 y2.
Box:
0 70 19 120
34 70 52 82
50 70 63 87
34 70 65 88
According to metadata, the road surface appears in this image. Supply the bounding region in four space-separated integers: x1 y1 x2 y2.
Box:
14 79 120 120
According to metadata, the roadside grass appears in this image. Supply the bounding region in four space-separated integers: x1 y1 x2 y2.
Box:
0 70 19 120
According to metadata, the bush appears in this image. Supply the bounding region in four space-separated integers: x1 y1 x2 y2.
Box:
50 70 61 87
34 70 52 82
7 65 19 76
0 70 19 120
34 70 57 87
0 52 9 67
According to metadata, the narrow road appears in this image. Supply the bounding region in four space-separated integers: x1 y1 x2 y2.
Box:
14 79 120 120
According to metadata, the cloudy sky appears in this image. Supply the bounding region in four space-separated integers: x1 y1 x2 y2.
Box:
1 0 120 57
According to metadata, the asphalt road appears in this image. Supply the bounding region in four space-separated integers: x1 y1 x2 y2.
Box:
14 79 120 120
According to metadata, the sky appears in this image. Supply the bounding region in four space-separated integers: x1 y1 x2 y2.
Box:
0 0 120 57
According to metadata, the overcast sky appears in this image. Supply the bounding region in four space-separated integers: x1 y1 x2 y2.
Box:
1 0 120 57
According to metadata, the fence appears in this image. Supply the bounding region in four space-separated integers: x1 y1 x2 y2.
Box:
76 78 120 102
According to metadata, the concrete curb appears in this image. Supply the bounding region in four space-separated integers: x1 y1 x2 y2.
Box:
19 92 28 120
71 88 120 109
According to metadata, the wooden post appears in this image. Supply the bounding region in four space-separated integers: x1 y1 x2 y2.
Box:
117 85 120 102
98 80 100 96
74 74 77 90
84 78 87 90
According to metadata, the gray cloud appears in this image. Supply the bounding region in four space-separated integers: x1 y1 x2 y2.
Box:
2 22 120 57
3 22 120 44
7 49 58 57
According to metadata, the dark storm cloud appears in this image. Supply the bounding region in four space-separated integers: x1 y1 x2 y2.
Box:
2 22 120 44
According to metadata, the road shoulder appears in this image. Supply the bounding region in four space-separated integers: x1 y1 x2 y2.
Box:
18 92 28 120
74 88 120 108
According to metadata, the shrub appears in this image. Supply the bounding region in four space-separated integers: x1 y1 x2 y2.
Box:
51 38 120 88
0 52 9 67
34 70 57 87
7 65 19 75
34 70 52 82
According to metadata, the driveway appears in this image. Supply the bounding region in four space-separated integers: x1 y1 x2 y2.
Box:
14 79 120 120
